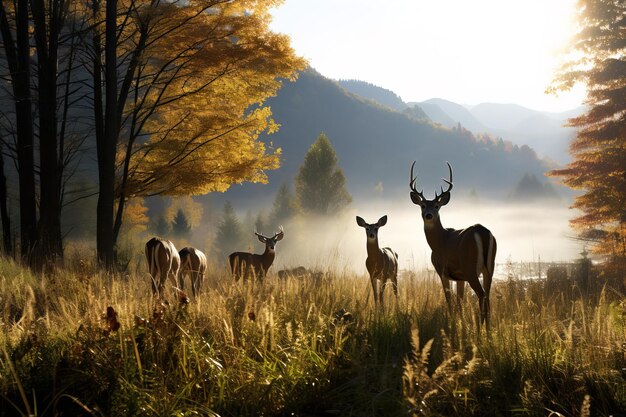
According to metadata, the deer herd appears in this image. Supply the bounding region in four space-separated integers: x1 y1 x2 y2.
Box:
145 162 497 328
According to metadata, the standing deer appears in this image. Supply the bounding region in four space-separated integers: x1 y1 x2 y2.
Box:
409 161 497 329
145 237 181 296
178 247 207 297
229 227 284 282
356 215 399 307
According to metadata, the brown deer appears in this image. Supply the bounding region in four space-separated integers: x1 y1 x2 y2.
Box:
145 237 181 296
178 247 207 297
356 215 399 307
409 161 497 329
229 227 284 282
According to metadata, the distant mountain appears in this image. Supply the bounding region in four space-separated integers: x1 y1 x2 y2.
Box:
217 69 555 208
409 101 455 127
419 98 488 133
470 103 541 131
338 80 408 112
402 105 431 123
468 102 581 164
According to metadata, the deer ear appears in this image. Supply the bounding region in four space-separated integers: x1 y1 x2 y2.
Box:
257 235 266 243
438 192 451 206
356 216 367 227
377 215 387 227
410 192 422 206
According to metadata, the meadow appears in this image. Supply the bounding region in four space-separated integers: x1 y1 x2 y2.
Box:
0 253 624 417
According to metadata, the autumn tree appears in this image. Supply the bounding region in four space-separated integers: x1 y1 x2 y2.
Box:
85 0 305 267
548 0 626 262
296 133 352 215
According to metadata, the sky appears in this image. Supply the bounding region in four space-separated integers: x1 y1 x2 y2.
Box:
269 0 587 113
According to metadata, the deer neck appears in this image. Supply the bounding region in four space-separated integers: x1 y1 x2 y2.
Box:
423 217 448 252
366 238 381 258
262 247 275 264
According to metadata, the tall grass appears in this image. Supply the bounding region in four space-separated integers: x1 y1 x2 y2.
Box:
0 257 624 416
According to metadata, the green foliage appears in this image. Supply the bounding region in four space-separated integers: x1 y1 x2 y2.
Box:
171 208 191 238
509 173 560 202
268 182 297 228
215 201 246 258
295 133 352 215
153 215 170 236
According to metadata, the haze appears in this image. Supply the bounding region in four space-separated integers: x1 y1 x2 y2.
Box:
243 199 582 278
270 0 586 112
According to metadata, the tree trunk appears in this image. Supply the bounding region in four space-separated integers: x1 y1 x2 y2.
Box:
0 144 12 255
96 0 118 268
32 0 64 265
12 0 39 261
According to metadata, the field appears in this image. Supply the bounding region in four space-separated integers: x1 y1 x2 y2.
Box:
1 255 625 417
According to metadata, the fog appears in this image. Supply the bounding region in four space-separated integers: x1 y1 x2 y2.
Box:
270 198 582 278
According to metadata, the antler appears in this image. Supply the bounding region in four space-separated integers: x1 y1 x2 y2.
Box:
273 225 285 240
409 161 426 200
254 230 267 239
434 161 454 200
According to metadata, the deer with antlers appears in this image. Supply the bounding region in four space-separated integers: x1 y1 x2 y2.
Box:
145 237 181 296
178 247 207 297
356 215 399 307
229 227 284 282
409 162 497 329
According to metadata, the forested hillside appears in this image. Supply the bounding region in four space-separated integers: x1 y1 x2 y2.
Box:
220 69 556 207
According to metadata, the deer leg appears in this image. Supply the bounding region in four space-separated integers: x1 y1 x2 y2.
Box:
379 277 385 308
456 281 465 310
482 269 493 331
370 276 379 307
179 271 186 292
150 273 158 295
191 270 198 298
466 278 486 328
439 275 453 314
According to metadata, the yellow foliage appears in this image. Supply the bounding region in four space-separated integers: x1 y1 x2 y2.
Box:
109 0 306 198
121 198 149 234
165 196 204 228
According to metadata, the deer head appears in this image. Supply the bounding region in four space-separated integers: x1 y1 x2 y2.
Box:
409 161 453 224
356 215 387 240
255 226 284 251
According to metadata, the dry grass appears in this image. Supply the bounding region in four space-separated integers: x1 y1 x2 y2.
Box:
0 256 624 416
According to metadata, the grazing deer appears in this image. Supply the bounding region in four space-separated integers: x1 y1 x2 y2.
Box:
409 161 497 329
178 247 207 297
356 215 399 307
145 237 181 296
229 227 284 282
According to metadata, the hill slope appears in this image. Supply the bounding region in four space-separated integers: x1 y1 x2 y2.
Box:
338 79 408 112
219 69 555 207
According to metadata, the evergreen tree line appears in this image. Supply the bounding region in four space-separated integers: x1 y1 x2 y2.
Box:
152 133 352 260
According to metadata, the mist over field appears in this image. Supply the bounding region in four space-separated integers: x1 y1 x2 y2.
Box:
258 197 581 278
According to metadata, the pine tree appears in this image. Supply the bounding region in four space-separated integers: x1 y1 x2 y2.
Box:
154 215 170 236
215 202 245 258
269 182 297 227
171 208 191 237
548 0 626 261
295 133 352 215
